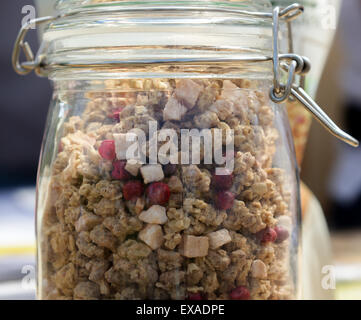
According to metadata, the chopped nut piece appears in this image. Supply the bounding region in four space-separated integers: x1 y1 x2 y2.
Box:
174 79 202 109
168 175 183 193
140 164 164 184
207 229 232 249
210 100 233 121
139 205 168 225
276 216 292 232
221 80 244 103
74 281 100 300
251 260 268 279
125 159 143 176
194 111 220 129
179 235 209 258
135 197 145 215
138 224 164 250
163 97 187 121
75 212 102 232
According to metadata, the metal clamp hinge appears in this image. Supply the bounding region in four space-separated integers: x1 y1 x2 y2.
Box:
12 16 57 76
270 5 359 148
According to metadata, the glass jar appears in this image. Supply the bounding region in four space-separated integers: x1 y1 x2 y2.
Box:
34 0 303 300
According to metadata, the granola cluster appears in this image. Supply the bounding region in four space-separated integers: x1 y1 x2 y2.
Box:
39 78 295 300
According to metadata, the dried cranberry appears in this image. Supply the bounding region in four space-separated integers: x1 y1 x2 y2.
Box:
163 164 177 177
108 107 124 122
215 191 235 210
256 227 277 244
99 140 116 161
274 226 290 243
229 286 250 300
212 168 233 190
146 182 171 205
187 293 203 300
123 181 144 201
112 160 130 181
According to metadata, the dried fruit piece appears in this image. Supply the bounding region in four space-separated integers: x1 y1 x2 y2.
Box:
108 107 124 122
140 164 165 184
163 96 187 121
163 164 177 177
274 226 290 243
174 79 202 109
229 286 250 300
251 259 267 279
215 191 235 210
125 159 142 176
98 140 116 160
256 227 277 244
188 293 203 300
139 205 168 225
207 229 232 249
168 176 183 193
146 182 171 206
180 235 209 258
138 224 164 250
212 168 233 191
123 180 144 201
111 160 130 180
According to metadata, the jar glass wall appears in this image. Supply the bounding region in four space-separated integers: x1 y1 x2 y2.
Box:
35 0 301 300
37 74 300 300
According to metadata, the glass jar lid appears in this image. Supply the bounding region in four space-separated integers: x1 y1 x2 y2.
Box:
42 1 274 74
55 0 272 13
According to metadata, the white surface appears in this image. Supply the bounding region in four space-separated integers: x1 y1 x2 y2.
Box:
0 281 36 300
302 194 334 300
0 188 36 248
0 187 36 299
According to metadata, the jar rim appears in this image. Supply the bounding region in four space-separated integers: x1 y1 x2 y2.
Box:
41 0 274 78
55 0 272 14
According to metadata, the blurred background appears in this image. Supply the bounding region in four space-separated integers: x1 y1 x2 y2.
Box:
0 0 360 299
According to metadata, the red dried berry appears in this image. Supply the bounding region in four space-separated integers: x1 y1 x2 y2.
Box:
215 191 235 210
123 181 144 201
58 142 63 153
99 140 116 161
257 227 277 244
274 226 290 243
108 107 124 122
212 168 233 191
146 182 171 206
187 293 203 300
229 286 250 300
111 160 130 181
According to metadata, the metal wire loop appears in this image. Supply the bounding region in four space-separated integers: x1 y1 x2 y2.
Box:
270 59 297 103
12 16 57 75
279 3 304 21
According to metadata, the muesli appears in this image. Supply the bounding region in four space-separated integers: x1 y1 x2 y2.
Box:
40 78 294 300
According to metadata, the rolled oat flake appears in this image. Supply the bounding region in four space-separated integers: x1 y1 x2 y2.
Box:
12 0 358 300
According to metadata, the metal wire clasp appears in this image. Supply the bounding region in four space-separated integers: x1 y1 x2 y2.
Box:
12 16 56 76
270 5 359 148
